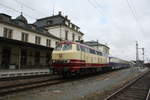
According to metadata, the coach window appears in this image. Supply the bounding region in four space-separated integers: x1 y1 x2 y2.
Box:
102 53 104 56
63 44 72 51
80 46 85 52
85 47 89 53
93 50 96 54
90 49 92 54
90 49 96 54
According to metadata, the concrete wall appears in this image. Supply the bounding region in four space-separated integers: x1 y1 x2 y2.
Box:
0 23 59 48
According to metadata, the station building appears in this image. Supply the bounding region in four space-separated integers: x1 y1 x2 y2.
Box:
84 41 110 56
0 12 84 70
34 11 84 42
0 13 61 70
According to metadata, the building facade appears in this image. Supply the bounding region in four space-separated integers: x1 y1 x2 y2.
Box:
0 13 60 69
84 41 110 56
0 12 84 70
34 11 84 42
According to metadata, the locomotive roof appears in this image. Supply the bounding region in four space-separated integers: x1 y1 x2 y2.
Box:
58 41 104 53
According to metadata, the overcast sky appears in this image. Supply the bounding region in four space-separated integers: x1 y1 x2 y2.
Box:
0 0 150 61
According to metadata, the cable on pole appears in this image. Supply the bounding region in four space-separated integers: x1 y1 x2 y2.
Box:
0 3 38 20
126 0 145 35
13 0 48 16
87 0 123 35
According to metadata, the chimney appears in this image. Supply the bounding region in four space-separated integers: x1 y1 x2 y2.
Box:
58 11 62 15
65 15 68 19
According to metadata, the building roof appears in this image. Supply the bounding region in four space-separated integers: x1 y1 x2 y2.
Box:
84 41 110 49
0 13 11 19
0 13 60 40
34 11 84 35
15 14 28 24
35 15 64 27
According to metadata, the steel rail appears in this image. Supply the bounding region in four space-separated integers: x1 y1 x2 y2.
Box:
146 89 150 100
0 76 65 96
104 70 150 100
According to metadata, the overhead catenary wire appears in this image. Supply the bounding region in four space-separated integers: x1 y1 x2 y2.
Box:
126 0 146 60
87 0 142 59
13 0 48 16
0 0 86 33
87 0 104 16
87 0 122 35
94 0 125 31
0 3 38 20
0 3 19 13
126 0 145 35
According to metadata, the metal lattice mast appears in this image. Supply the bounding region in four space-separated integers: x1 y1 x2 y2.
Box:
142 48 144 63
136 41 139 61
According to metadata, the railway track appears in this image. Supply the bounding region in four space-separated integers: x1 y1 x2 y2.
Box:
0 75 66 96
105 70 150 100
0 70 114 97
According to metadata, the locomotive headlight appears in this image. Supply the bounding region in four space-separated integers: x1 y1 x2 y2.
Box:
67 60 70 63
52 60 56 63
65 60 70 63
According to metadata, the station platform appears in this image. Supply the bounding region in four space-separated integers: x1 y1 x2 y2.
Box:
0 68 52 78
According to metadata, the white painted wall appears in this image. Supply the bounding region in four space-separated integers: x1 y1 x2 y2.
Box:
47 25 83 42
48 26 61 39
0 23 59 48
0 24 3 37
92 45 109 55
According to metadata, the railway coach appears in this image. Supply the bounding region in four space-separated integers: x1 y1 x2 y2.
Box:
51 41 109 77
109 57 129 70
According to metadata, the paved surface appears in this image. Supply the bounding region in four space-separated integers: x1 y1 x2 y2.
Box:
0 69 51 78
0 69 50 73
0 67 147 100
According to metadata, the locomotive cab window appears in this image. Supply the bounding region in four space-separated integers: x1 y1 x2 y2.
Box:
54 44 63 51
63 44 72 51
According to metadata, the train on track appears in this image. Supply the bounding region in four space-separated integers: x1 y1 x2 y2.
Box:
51 41 129 77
